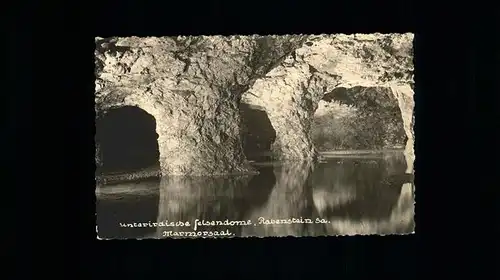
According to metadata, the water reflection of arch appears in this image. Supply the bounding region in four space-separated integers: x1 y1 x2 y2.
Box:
312 154 414 235
325 182 414 235
155 173 274 238
241 162 328 237
314 156 405 216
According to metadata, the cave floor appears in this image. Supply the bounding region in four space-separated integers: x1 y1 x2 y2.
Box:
96 165 161 185
319 148 405 158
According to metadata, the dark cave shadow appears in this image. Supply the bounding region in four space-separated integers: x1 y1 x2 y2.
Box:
95 106 160 175
239 103 276 162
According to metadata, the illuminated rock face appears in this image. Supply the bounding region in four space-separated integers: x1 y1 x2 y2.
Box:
95 36 306 176
95 34 414 176
242 33 414 169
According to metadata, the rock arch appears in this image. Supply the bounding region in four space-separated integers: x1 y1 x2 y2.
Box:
311 86 407 151
95 105 160 174
95 34 414 176
95 35 306 176
241 33 415 173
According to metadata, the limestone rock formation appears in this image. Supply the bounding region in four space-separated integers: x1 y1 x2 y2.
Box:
242 33 414 167
390 84 415 173
95 33 414 176
95 35 306 175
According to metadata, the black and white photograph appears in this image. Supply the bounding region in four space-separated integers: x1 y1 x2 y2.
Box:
95 33 415 239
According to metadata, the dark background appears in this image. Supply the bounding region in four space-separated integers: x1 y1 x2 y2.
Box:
6 0 496 278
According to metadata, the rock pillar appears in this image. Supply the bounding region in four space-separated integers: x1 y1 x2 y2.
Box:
243 33 415 161
267 109 318 160
151 97 254 176
94 35 306 175
242 64 326 161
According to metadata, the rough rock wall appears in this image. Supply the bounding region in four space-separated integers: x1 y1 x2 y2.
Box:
242 33 414 170
96 34 414 176
95 36 306 175
390 84 415 173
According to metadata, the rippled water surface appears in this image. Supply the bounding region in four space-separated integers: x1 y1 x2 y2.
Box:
96 150 415 238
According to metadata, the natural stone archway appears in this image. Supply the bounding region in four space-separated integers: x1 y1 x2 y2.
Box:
95 34 414 176
311 86 407 151
95 105 160 174
242 33 414 171
95 35 307 176
241 63 328 161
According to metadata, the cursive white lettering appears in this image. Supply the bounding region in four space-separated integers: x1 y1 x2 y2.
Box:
258 217 314 225
162 229 233 238
193 219 252 231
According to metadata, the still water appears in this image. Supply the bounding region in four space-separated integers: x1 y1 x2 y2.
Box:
96 151 415 238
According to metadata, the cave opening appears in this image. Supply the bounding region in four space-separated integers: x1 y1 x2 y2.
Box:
311 86 407 151
95 106 160 174
239 103 277 162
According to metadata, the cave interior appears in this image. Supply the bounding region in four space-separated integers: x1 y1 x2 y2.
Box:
313 86 407 150
95 87 406 174
239 103 276 162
